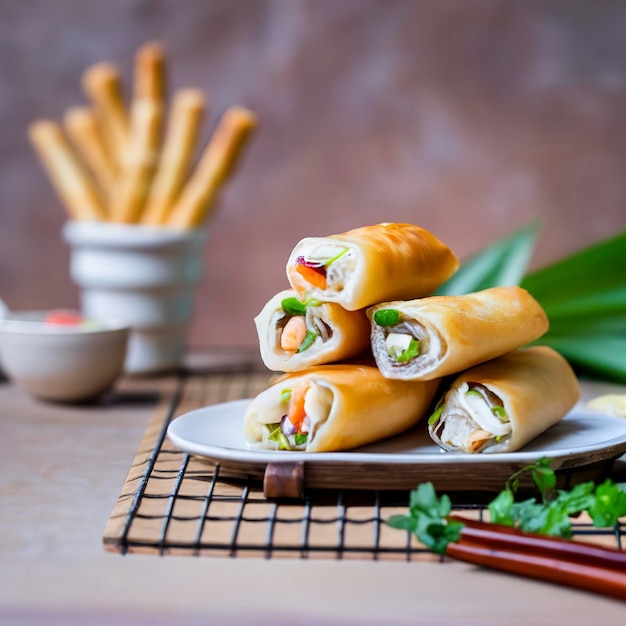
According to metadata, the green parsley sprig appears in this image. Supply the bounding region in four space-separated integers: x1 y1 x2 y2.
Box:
387 458 626 553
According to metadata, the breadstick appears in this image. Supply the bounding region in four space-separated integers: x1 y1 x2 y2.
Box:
166 105 258 229
28 120 107 221
133 42 167 104
63 107 118 195
109 100 163 223
142 89 206 225
82 62 129 167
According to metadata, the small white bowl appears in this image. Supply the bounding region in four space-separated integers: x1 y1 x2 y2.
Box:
0 311 129 403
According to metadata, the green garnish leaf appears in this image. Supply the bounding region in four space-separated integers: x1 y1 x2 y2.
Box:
388 457 626 553
281 297 306 316
386 483 464 555
587 479 626 527
297 330 317 353
294 433 308 446
305 298 322 308
395 338 420 363
488 488 515 526
374 309 400 326
428 405 444 426
280 389 292 403
464 389 483 398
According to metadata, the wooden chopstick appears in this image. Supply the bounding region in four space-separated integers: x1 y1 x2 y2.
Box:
446 517 626 602
451 516 626 572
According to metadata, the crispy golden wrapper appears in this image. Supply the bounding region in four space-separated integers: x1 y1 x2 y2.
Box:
244 364 440 452
286 223 459 311
428 346 580 454
368 286 549 381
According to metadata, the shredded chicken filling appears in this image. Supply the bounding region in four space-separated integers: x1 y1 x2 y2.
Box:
432 382 511 452
375 318 445 371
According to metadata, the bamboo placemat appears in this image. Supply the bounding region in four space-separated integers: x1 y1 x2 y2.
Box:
103 365 624 559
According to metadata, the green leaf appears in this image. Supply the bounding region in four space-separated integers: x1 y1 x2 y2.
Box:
409 482 440 514
504 457 554 498
281 297 307 316
535 333 626 382
519 230 626 382
488 488 515 526
267 425 291 450
387 483 464 555
428 405 444 426
530 462 557 503
435 221 540 296
297 330 317 353
552 482 596 516
587 480 626 527
386 514 418 532
521 230 626 307
395 338 420 363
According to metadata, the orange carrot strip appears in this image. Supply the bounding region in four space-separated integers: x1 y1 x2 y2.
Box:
287 383 309 430
295 264 326 290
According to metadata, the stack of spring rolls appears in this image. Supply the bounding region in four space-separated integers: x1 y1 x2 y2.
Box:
244 222 581 455
28 42 257 229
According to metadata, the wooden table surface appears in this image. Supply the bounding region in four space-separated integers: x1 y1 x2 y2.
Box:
1 352 625 625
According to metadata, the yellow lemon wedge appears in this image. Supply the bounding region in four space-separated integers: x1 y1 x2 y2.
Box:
586 394 626 417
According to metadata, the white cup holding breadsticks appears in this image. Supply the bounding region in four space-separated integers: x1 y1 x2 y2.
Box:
28 42 258 374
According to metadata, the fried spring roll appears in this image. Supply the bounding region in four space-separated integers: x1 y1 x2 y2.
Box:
244 364 440 452
254 289 371 372
28 120 107 221
368 286 549 381
286 223 459 311
428 347 580 454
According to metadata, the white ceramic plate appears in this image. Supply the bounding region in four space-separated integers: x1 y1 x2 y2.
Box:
167 399 626 467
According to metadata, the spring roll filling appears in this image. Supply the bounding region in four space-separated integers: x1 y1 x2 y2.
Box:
372 310 446 369
430 382 511 452
294 243 356 293
260 381 333 451
271 303 334 355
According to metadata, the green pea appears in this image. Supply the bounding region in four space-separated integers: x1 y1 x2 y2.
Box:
374 309 400 326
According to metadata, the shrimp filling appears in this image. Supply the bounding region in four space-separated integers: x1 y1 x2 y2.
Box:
272 304 333 355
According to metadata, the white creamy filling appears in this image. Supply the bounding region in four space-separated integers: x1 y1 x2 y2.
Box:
303 382 333 444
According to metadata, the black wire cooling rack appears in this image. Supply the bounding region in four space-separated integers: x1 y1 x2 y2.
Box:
103 363 625 559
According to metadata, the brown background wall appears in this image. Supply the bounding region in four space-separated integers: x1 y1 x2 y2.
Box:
1 0 625 348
